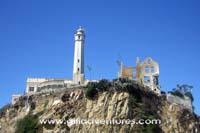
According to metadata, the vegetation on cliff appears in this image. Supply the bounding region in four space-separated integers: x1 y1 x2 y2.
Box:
85 78 163 132
170 84 194 102
16 113 38 133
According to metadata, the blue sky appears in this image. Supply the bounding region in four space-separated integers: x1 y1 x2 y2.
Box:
0 0 200 115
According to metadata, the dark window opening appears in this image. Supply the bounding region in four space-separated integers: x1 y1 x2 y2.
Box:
144 76 150 82
78 68 80 72
29 87 34 92
153 76 159 85
78 59 80 63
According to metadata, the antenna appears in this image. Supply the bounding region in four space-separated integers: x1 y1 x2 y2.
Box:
87 65 92 80
116 53 123 67
116 60 121 66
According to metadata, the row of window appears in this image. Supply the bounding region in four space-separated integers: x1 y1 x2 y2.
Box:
29 84 66 92
145 66 155 73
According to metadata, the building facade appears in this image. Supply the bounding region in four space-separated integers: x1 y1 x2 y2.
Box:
25 78 73 94
136 57 160 94
118 57 160 94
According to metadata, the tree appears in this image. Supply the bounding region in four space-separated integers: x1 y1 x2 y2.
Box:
174 84 193 94
171 84 194 101
85 82 98 99
185 92 194 102
97 79 111 91
16 114 38 133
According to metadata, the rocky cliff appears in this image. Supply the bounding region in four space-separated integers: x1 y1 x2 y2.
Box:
0 80 199 133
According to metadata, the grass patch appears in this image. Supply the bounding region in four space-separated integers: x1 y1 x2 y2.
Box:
16 114 38 133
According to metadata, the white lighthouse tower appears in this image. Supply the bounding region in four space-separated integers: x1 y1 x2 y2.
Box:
73 27 85 84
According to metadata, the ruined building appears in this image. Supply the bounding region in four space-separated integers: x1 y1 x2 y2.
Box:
118 57 160 94
136 57 160 93
118 62 134 79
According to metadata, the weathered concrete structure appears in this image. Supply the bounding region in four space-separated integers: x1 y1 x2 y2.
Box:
12 94 22 104
118 62 134 79
167 94 193 112
135 57 160 94
118 57 160 94
25 78 73 94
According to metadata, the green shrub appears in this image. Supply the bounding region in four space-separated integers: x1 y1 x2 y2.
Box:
129 95 137 105
16 114 38 133
142 114 162 133
170 90 184 98
112 78 132 84
112 78 134 92
0 104 11 117
143 124 161 133
87 82 98 89
85 82 98 99
30 102 36 110
97 79 111 91
185 92 194 102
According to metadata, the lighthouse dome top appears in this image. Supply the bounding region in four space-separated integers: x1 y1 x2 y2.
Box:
76 26 85 34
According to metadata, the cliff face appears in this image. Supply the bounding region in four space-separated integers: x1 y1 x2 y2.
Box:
0 85 200 133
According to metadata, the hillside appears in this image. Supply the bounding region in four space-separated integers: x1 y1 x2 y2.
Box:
0 79 199 133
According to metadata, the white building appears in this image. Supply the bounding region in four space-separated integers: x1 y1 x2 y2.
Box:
73 27 85 84
25 78 73 94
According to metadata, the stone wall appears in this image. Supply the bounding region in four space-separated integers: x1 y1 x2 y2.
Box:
166 94 192 112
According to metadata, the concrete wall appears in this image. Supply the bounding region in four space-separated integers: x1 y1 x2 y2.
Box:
166 94 193 112
12 94 22 104
26 78 73 94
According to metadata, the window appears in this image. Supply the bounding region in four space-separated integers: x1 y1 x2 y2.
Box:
78 59 80 63
133 69 137 76
153 76 159 85
78 36 81 39
78 68 80 72
144 76 150 82
151 66 155 73
145 66 149 73
29 87 34 92
147 58 152 64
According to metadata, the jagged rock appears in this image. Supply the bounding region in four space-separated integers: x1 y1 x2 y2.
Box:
0 87 199 133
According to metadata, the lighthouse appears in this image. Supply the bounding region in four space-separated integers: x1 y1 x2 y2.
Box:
73 27 85 84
